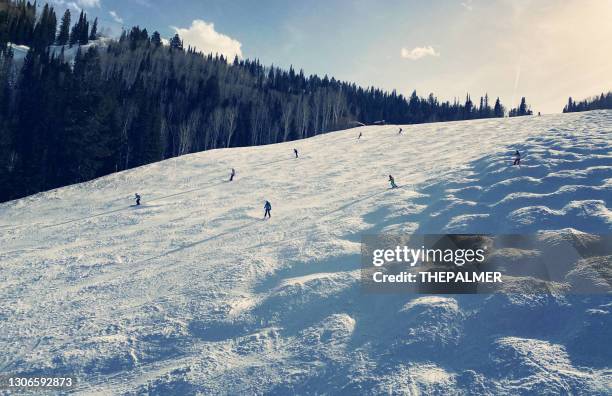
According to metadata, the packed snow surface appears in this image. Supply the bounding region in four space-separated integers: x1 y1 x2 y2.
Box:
0 111 611 394
6 38 112 64
5 43 30 61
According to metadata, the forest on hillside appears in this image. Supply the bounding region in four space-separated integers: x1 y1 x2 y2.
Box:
563 92 612 113
0 0 530 202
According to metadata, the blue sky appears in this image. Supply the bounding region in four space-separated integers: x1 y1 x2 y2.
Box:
52 0 612 113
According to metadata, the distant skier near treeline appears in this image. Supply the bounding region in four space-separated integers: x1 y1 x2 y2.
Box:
398 128 403 135
513 150 521 166
358 132 363 140
389 175 398 189
135 193 141 206
230 168 236 182
294 148 299 158
264 201 272 219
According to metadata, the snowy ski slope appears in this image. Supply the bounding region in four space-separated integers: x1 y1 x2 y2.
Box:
0 110 611 394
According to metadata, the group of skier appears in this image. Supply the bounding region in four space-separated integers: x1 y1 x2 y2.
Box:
231 166 271 219
357 128 402 140
133 133 524 218
151 148 294 218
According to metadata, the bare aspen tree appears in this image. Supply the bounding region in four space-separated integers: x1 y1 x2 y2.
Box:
224 106 238 148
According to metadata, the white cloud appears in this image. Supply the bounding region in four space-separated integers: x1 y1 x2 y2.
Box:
75 0 100 7
172 20 242 60
461 0 474 11
400 46 440 60
53 0 100 11
67 2 81 12
109 10 123 24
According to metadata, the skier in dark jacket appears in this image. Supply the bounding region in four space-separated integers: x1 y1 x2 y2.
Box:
229 168 236 182
294 148 299 158
389 175 398 189
513 150 521 166
398 128 403 135
264 201 272 219
358 132 363 140
135 193 141 206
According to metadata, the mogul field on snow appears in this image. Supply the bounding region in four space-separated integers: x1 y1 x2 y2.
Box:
1 110 611 394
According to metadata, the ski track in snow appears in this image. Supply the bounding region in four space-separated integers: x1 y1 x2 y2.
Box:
0 111 611 394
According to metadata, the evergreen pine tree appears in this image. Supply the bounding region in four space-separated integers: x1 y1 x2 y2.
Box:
56 9 71 45
80 15 89 45
89 18 98 41
464 94 473 118
519 97 528 115
63 47 115 182
32 4 57 49
151 31 162 47
68 11 82 47
493 97 504 117
169 33 183 50
564 97 574 113
69 11 89 46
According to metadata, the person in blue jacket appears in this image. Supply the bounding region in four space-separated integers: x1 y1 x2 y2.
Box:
389 175 398 189
264 200 272 219
513 150 521 166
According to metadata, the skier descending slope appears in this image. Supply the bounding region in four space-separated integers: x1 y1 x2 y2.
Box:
389 175 398 189
358 132 363 140
135 193 141 206
398 128 403 135
513 150 521 166
294 148 299 158
229 168 236 182
264 201 272 219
